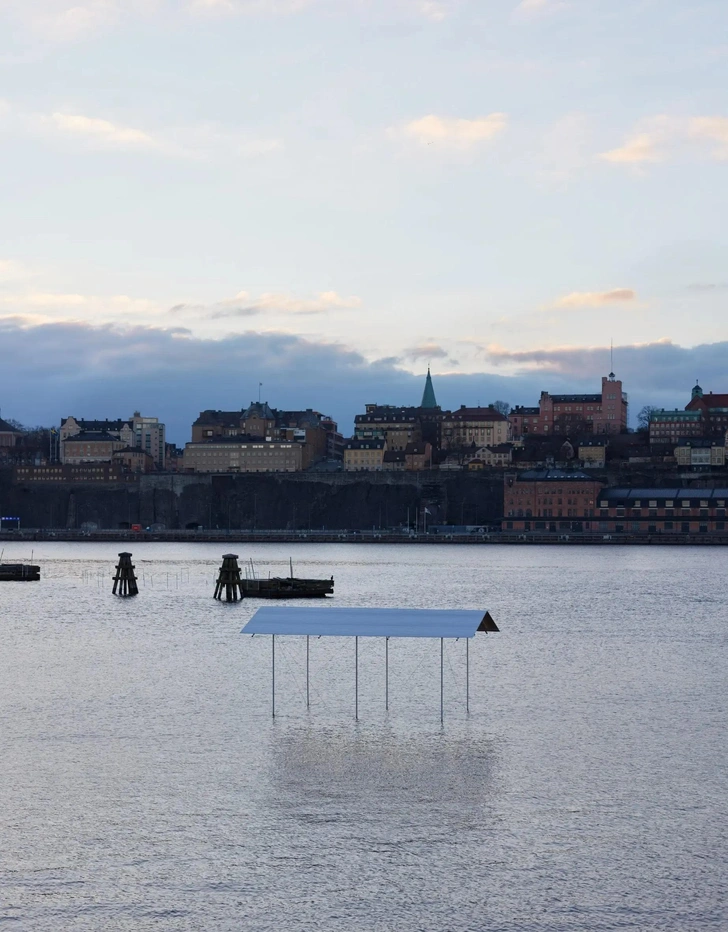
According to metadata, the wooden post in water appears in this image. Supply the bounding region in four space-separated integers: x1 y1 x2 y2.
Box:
112 552 138 597
213 553 244 601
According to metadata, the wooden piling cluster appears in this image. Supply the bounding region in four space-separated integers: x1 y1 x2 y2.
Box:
112 551 139 596
213 553 244 602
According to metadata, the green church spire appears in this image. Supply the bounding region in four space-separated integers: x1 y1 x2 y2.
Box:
420 367 437 409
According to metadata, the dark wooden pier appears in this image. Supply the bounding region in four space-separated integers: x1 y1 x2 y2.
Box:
112 552 139 596
214 553 244 602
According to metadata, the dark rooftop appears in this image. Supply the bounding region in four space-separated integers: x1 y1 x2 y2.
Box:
516 469 600 481
345 439 385 450
62 417 131 430
599 488 728 501
66 430 121 442
447 406 508 422
548 394 602 403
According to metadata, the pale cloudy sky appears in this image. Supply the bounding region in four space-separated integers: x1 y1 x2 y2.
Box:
1 0 727 439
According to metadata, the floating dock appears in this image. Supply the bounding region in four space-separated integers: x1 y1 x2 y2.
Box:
0 563 40 581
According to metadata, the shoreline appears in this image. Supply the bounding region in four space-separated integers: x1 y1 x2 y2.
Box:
2 529 727 545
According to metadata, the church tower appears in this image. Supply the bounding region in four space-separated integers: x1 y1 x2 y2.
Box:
420 367 437 409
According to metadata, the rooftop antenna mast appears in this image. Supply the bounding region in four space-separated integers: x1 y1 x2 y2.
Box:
258 381 262 403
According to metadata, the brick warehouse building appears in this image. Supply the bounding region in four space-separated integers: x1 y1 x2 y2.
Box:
502 469 604 532
595 488 728 534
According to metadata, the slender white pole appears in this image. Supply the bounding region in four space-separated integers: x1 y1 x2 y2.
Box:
466 638 469 713
355 636 359 721
385 637 389 711
272 634 276 719
440 637 444 723
306 635 310 709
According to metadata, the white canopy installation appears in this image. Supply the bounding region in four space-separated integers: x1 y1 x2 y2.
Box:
241 606 499 721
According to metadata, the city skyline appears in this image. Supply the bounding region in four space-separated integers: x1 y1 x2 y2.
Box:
1 0 727 437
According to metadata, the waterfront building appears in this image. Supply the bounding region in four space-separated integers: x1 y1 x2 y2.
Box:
14 463 135 483
674 439 726 468
191 404 338 464
0 417 21 448
112 447 156 474
183 439 305 473
382 450 406 471
354 370 442 453
405 442 432 470
578 439 607 468
595 488 728 534
62 431 127 465
60 413 165 467
502 469 605 532
476 443 514 467
441 407 510 450
509 373 628 437
649 409 703 447
130 413 166 468
507 406 540 438
343 439 386 471
685 383 728 436
191 410 244 442
354 406 423 451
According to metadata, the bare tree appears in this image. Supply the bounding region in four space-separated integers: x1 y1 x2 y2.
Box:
636 405 659 431
490 400 511 416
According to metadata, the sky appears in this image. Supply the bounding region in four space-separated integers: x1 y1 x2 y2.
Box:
1 0 727 441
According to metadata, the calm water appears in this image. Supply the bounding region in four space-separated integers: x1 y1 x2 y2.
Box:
0 543 726 931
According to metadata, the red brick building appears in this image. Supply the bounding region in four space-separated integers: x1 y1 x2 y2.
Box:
509 374 628 437
595 488 728 534
502 469 604 532
648 409 703 447
685 383 728 437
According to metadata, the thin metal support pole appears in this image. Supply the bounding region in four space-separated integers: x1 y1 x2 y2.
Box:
385 637 389 711
466 638 470 713
306 635 310 709
355 636 359 721
272 634 276 719
440 638 444 724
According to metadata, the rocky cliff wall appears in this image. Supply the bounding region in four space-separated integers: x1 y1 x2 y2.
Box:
0 469 503 530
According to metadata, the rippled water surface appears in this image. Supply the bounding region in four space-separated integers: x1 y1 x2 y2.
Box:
1 542 726 931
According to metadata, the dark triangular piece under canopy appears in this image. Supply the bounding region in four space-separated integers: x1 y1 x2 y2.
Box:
477 612 499 633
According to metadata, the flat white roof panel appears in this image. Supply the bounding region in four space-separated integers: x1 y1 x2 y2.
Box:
241 606 494 638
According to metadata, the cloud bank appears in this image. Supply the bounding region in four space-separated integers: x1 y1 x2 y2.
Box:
1 320 725 439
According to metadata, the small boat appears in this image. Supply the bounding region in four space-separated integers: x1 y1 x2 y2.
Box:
0 563 40 581
241 558 334 599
